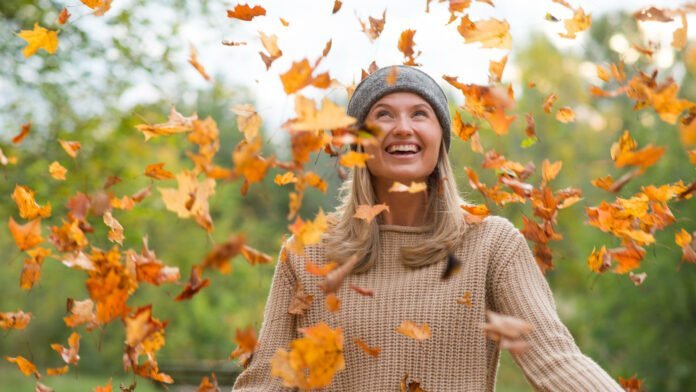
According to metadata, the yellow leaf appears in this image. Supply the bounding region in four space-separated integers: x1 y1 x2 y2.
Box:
396 320 431 341
17 23 59 58
457 15 511 49
5 356 38 377
388 181 427 193
231 104 262 141
49 161 67 180
286 96 356 132
339 151 373 168
555 107 575 123
12 185 51 219
353 204 389 222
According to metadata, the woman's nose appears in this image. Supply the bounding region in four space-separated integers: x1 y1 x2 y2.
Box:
392 114 415 136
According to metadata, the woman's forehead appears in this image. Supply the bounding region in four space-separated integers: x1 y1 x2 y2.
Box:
371 91 431 108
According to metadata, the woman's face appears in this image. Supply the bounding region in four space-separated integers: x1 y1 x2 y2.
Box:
363 92 442 186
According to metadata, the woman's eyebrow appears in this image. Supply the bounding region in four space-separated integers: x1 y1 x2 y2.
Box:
371 103 432 111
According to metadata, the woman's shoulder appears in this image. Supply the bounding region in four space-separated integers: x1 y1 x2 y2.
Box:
460 213 523 245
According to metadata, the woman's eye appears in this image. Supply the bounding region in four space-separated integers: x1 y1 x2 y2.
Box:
413 110 427 117
376 111 391 118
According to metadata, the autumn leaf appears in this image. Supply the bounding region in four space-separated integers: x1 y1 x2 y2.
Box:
240 244 273 265
47 365 69 376
457 15 511 49
555 107 575 123
12 185 52 219
51 331 81 365
279 59 330 95
144 162 175 180
17 23 59 58
398 30 421 66
158 170 216 231
396 320 431 341
64 298 99 330
0 310 32 330
332 0 342 14
320 255 359 294
58 139 81 158
457 291 473 308
227 4 266 21
125 236 180 285
451 111 478 142
232 104 263 141
349 284 374 297
196 373 220 392
57 8 70 24
201 234 244 274
134 106 197 141
5 356 39 377
461 203 490 224
481 310 534 354
388 181 427 193
543 93 557 113
339 151 373 168
188 44 211 81
285 95 356 132
354 338 381 357
288 281 313 316
271 322 344 389
489 55 508 83
230 325 258 368
49 161 67 180
353 203 389 222
21 246 51 290
175 266 210 301
359 10 386 41
629 271 647 286
552 1 592 39
259 32 282 70
9 217 44 250
12 121 31 144
80 0 112 16
325 293 341 312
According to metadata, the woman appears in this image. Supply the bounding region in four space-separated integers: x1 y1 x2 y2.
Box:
233 65 623 391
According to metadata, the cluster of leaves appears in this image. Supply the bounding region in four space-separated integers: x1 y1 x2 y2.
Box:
3 0 696 391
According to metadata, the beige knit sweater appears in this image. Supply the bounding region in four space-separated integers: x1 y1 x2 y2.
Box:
232 215 623 391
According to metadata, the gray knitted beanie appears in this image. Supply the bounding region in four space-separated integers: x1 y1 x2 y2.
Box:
347 65 451 151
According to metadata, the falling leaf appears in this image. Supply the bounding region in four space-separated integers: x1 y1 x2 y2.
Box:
271 322 344 389
12 185 52 219
5 356 38 377
158 170 216 232
481 310 533 354
555 107 575 123
396 321 431 341
359 10 386 42
63 298 98 330
457 15 511 49
398 29 421 66
388 181 427 193
8 217 43 251
80 0 111 16
20 247 51 290
227 4 266 21
188 44 211 81
279 17 289 27
175 266 210 301
672 12 688 50
12 121 31 144
489 55 507 83
354 338 381 357
0 310 32 330
196 373 220 392
332 0 342 14
633 6 674 22
461 203 490 224
279 59 331 95
47 366 69 376
629 271 647 286
240 244 273 265
49 161 67 180
134 106 197 141
349 284 374 297
259 32 282 70
285 95 356 132
457 291 472 308
543 93 557 113
554 2 592 39
401 373 427 392
16 23 59 58
103 211 124 245
325 293 340 312
451 112 478 142
339 151 373 168
320 255 359 294
230 325 258 369
144 163 175 180
201 234 244 274
232 104 263 141
288 281 313 316
58 139 81 158
353 204 389 222
50 332 80 365
58 8 70 24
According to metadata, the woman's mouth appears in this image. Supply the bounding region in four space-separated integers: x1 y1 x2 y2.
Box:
384 143 421 158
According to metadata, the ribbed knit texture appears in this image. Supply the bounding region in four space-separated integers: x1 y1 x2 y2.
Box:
232 215 623 391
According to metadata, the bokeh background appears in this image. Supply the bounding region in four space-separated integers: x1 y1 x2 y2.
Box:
1 0 696 390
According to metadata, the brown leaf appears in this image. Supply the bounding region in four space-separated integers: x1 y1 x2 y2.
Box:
288 281 313 315
319 255 359 294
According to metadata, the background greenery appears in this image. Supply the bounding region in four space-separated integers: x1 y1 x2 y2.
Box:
1 1 695 391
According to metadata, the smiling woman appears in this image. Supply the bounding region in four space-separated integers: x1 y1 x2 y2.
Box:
232 65 624 391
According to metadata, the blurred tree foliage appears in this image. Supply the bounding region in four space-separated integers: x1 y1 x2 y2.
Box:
1 1 694 391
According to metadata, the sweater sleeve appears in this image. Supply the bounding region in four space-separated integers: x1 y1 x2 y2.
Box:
232 245 298 391
492 232 623 392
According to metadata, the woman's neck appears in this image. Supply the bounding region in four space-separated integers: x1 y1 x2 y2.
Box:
373 179 429 226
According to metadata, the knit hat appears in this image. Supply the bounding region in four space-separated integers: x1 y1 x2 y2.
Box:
347 65 451 152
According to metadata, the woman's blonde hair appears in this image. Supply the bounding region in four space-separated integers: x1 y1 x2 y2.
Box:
325 141 470 273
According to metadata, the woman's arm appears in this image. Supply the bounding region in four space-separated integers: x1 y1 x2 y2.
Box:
232 245 298 391
491 229 623 392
